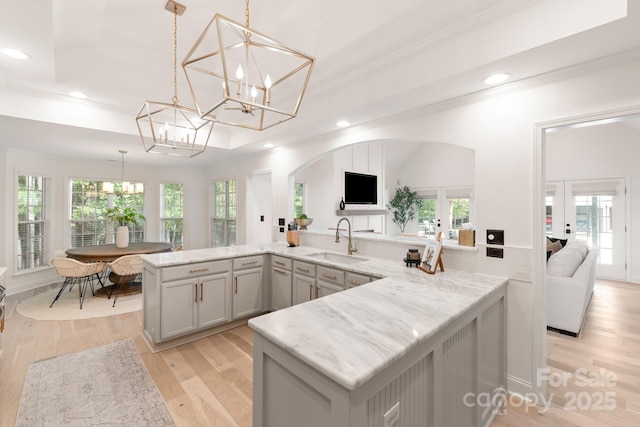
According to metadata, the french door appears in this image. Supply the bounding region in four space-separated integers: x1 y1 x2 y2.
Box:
546 178 627 280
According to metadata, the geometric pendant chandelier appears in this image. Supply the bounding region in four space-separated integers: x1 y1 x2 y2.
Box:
136 1 215 158
182 0 315 131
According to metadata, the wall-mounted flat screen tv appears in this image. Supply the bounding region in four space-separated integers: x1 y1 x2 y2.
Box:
344 171 377 204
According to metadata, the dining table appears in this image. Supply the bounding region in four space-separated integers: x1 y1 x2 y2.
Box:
65 242 173 297
65 242 173 262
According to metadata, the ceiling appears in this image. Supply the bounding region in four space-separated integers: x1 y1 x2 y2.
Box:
1 0 639 166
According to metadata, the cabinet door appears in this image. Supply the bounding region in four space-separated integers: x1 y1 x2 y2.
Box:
160 278 198 340
233 267 263 319
293 274 315 305
346 272 373 289
198 272 232 329
316 281 344 299
272 267 292 310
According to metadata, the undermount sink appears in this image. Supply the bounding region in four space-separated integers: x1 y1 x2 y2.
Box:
307 252 368 265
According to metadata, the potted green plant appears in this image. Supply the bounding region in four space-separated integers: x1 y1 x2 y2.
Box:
105 207 145 248
387 186 422 233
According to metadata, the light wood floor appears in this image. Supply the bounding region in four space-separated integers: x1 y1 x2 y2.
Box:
1 279 638 426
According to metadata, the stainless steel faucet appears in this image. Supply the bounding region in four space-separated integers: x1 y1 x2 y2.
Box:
335 217 357 255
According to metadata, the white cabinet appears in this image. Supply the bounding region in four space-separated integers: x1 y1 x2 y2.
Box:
316 265 345 299
316 281 343 298
346 271 374 289
293 260 316 304
232 256 264 319
271 256 292 310
159 260 232 341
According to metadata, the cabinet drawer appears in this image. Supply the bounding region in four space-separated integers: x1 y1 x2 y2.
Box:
346 272 371 287
272 255 292 270
316 265 344 286
293 260 315 277
233 255 264 270
162 260 231 282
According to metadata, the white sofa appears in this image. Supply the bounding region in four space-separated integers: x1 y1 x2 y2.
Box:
546 239 598 336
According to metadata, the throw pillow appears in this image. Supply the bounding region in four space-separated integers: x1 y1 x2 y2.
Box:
547 240 563 256
548 237 568 247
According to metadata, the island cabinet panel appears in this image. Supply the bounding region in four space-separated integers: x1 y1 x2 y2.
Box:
252 293 506 427
160 270 232 341
143 258 234 348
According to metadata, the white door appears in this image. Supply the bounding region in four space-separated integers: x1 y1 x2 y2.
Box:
547 179 627 280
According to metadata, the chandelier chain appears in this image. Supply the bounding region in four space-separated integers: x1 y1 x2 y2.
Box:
172 4 178 105
245 0 250 28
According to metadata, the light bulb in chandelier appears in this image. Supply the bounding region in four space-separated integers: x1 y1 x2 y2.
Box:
236 64 244 95
264 74 272 105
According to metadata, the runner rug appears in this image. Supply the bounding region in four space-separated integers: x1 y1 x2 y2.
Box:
16 339 175 426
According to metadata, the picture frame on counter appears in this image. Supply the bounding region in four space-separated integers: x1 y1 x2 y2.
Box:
419 239 444 274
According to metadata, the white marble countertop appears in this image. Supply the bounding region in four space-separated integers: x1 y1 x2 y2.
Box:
142 243 506 391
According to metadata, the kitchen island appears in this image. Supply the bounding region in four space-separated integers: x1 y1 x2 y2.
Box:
142 243 507 426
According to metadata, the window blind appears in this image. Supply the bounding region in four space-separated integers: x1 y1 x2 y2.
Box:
571 180 618 196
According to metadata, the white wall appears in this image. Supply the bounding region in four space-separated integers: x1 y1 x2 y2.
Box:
547 122 640 282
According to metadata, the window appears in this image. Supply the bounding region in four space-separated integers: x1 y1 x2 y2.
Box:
446 188 471 239
417 189 437 237
294 182 305 218
17 175 48 271
211 180 236 247
69 180 145 248
161 183 184 249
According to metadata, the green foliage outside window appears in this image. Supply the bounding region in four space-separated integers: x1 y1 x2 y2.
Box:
161 183 184 248
294 182 305 218
17 175 47 271
69 180 144 247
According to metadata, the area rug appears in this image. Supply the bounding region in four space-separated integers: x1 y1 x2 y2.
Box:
16 285 142 321
16 339 175 426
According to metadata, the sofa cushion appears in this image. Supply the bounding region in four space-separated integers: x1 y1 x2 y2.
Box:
566 240 588 258
547 244 584 277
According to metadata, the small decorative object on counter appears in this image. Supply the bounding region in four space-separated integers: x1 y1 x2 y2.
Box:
339 197 345 210
404 248 421 267
294 213 313 230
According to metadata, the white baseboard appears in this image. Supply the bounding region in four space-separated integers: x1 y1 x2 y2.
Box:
507 374 533 396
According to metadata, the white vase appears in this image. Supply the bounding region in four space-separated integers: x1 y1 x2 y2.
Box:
116 225 129 248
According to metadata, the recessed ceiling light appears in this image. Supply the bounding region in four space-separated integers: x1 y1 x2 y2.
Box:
264 143 274 148
69 91 88 99
1 47 31 60
483 73 511 85
336 120 351 127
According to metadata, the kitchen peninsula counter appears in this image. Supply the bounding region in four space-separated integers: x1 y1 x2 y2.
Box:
142 243 506 426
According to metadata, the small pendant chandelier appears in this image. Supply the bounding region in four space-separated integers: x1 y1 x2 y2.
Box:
136 1 215 158
182 0 315 131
